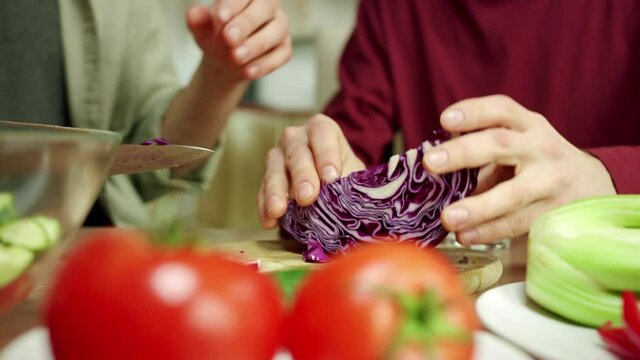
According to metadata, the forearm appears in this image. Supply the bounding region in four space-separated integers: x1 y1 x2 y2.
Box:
162 57 249 175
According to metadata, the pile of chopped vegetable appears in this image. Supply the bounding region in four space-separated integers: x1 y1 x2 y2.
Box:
0 192 61 287
280 135 478 262
526 195 640 329
140 137 169 145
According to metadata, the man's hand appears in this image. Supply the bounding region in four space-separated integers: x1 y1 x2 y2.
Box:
258 114 366 229
423 95 617 245
187 0 292 80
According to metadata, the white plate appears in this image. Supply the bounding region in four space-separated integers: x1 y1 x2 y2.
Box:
2 327 531 360
473 331 533 360
476 282 615 360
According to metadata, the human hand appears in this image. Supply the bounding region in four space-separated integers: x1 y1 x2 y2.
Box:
186 0 292 80
423 95 616 245
258 114 366 229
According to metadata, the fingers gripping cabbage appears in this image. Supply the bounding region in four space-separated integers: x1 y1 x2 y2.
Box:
280 137 479 262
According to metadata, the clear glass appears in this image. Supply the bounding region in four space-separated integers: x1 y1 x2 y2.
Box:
0 121 121 314
438 232 511 252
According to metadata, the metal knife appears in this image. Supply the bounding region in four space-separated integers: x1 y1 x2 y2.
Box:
110 144 214 175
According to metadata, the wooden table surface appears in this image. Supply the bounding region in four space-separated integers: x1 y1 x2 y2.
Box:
0 228 527 350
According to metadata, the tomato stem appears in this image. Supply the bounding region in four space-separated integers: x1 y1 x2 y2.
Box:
385 290 470 359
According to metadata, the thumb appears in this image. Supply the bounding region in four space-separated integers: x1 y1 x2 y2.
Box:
186 5 214 47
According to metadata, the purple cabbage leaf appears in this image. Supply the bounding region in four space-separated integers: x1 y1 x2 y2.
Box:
280 136 479 262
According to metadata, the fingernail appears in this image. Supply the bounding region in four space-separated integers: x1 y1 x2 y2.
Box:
442 109 464 127
458 229 479 245
225 26 241 45
425 149 448 168
322 165 339 183
246 66 259 78
297 182 314 200
266 194 282 214
218 7 231 23
445 207 469 227
234 46 249 61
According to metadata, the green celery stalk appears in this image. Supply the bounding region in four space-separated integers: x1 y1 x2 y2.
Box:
526 195 640 328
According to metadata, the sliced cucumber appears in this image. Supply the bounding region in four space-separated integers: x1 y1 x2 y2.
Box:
33 216 62 245
0 217 53 251
0 244 34 287
0 193 16 225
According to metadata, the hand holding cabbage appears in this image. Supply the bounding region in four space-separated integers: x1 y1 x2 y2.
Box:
258 114 365 229
424 95 617 245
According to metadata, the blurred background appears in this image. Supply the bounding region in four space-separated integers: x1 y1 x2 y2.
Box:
155 0 359 231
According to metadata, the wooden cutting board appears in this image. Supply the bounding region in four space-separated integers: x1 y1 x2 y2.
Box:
211 239 502 294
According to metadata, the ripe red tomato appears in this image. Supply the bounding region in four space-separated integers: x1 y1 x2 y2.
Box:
286 243 479 360
44 229 283 360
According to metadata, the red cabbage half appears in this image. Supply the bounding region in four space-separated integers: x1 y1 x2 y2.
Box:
280 136 479 262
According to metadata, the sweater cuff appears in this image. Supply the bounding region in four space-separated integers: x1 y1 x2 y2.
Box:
586 146 640 194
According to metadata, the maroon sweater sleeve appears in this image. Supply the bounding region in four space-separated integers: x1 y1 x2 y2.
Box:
587 146 640 194
323 0 396 167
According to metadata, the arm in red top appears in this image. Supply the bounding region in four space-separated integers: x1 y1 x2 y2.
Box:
323 0 396 167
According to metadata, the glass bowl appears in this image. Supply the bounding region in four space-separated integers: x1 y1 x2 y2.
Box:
0 121 121 314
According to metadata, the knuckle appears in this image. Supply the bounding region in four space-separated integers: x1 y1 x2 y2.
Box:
284 148 312 172
508 183 530 208
551 193 571 209
265 185 287 200
307 118 324 133
526 112 550 131
442 143 464 167
276 7 288 22
263 173 280 187
480 222 500 242
266 147 280 162
266 0 281 12
229 19 248 37
289 167 309 181
506 212 530 236
556 171 572 190
283 37 293 57
308 114 336 132
492 94 515 105
546 176 572 203
493 94 520 118
285 147 303 164
283 48 293 63
540 140 565 160
529 112 548 125
247 38 266 56
278 17 290 39
490 128 514 151
268 16 288 40
232 19 252 36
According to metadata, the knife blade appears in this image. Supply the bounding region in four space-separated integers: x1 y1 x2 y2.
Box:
110 144 214 175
